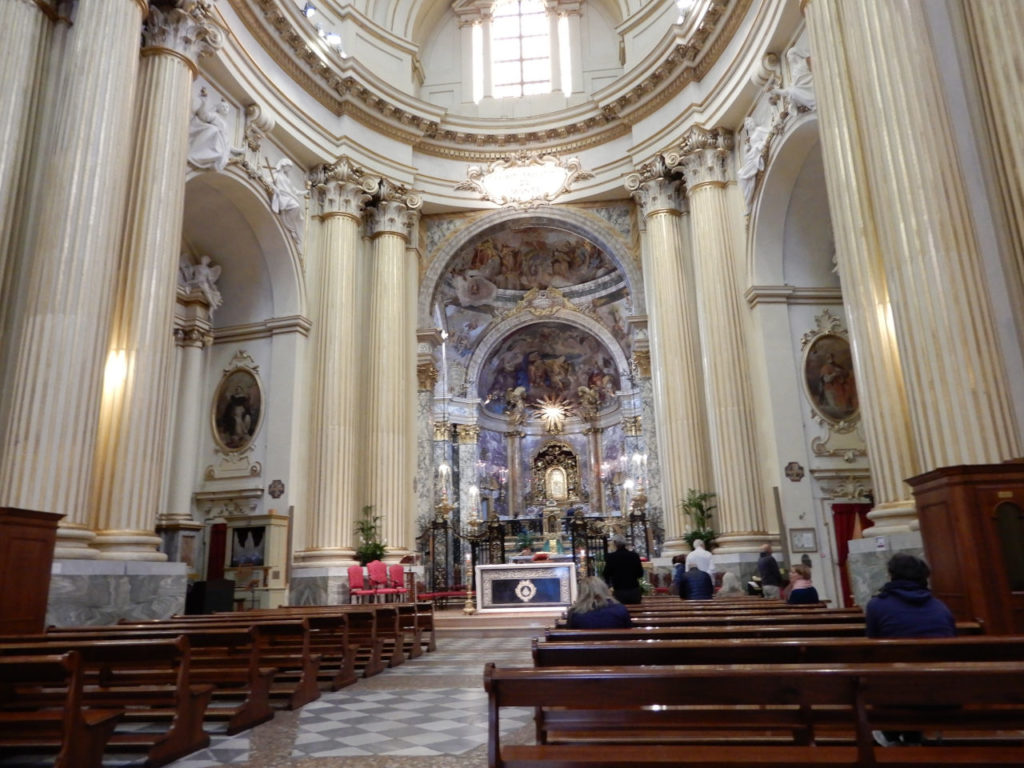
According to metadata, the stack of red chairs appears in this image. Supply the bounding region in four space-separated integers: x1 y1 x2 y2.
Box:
388 563 408 601
367 559 400 601
347 564 376 603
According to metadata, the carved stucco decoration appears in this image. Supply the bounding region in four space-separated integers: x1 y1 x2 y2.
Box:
456 152 593 208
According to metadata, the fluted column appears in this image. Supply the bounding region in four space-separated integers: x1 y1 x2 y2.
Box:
963 3 1024 354
296 163 374 564
0 0 148 558
365 184 421 557
811 1 1021 469
667 128 767 552
0 0 53 295
625 162 712 555
405 210 422 553
802 1 918 533
90 3 223 559
163 296 214 525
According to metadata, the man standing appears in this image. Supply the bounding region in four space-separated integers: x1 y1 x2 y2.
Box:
603 535 644 604
757 544 783 599
685 539 716 578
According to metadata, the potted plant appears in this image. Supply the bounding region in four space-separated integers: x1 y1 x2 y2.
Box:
354 505 386 566
680 488 718 551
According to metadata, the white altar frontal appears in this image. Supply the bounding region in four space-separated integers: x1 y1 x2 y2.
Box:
475 562 577 613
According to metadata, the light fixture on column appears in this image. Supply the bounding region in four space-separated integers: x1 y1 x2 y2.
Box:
456 151 593 208
302 2 316 17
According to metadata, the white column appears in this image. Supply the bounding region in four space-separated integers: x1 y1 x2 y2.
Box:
481 12 494 100
0 0 52 289
0 0 148 558
668 128 767 552
564 6 584 96
91 3 223 560
625 163 712 555
547 4 562 94
365 186 421 557
802 0 919 534
297 164 374 565
821 0 1020 467
405 210 422 553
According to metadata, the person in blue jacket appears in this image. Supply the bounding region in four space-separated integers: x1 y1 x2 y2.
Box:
680 565 714 600
565 576 633 629
865 553 956 638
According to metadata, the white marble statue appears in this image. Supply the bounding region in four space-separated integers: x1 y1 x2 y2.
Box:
772 46 815 111
187 92 243 172
179 254 223 310
269 158 304 249
737 116 772 209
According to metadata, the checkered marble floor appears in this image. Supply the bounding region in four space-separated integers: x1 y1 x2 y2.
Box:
165 635 536 767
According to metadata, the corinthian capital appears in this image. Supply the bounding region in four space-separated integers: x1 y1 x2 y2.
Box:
367 180 423 238
665 126 735 194
625 158 684 219
142 1 224 65
310 158 376 218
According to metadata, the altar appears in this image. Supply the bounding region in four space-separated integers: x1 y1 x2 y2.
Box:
475 562 577 613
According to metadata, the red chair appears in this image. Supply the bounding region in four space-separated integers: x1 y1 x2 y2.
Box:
388 563 409 601
347 565 376 604
366 559 400 602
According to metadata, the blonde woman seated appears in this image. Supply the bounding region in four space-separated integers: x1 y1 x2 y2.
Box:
566 576 634 629
715 571 746 598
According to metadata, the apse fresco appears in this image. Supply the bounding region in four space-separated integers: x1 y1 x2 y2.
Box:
479 322 621 415
441 227 618 306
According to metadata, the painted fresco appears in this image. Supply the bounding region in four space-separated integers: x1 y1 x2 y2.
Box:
479 322 620 414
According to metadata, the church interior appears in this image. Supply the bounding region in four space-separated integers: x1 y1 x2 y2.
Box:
2 0 1024 765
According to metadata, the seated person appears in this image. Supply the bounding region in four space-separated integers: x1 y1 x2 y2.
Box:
566 576 633 629
785 563 820 604
715 570 746 598
680 565 714 600
865 552 955 638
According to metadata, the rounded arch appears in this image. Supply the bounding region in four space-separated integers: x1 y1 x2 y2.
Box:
748 112 834 288
182 166 306 326
417 205 642 327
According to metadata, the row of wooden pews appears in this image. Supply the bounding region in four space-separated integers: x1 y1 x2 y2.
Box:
0 600 435 768
486 594 1024 767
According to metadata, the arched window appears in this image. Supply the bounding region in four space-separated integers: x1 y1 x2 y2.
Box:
491 0 551 98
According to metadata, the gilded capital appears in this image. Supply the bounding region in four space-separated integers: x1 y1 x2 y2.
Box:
623 415 643 437
456 424 480 444
666 126 735 194
417 361 439 391
142 1 224 68
433 421 451 441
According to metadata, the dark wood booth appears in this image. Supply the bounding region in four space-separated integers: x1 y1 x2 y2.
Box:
0 508 62 634
909 462 1024 634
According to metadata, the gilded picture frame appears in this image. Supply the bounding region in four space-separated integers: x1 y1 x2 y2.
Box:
212 366 263 453
802 332 859 424
789 527 818 553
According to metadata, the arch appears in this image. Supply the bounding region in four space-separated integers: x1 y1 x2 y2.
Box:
182 166 306 326
417 205 642 327
748 112 832 288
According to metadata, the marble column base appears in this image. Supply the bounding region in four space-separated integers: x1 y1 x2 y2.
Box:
290 566 354 606
711 551 766 587
846 531 924 607
47 559 187 626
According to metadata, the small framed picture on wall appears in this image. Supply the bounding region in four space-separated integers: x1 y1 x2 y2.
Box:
789 527 818 553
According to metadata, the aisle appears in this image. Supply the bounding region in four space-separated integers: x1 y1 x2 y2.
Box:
168 630 537 768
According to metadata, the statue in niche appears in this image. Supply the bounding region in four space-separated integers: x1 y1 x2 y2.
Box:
179 254 223 311
737 116 772 209
187 90 243 172
269 157 304 249
577 385 600 423
771 46 815 111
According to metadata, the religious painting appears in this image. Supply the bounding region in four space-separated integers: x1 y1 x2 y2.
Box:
212 366 263 452
802 333 858 423
479 322 620 416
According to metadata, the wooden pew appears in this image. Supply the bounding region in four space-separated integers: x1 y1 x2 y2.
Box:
485 661 1024 767
0 637 212 767
36 626 276 734
533 634 1024 668
0 652 122 768
563 612 869 629
544 621 983 642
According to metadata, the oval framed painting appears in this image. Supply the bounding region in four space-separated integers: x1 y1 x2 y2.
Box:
802 333 859 424
211 366 263 452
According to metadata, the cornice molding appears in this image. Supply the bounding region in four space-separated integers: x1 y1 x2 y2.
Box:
227 0 750 160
